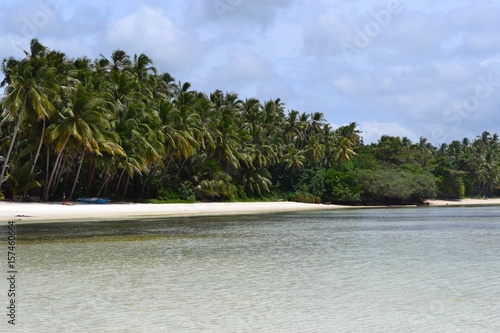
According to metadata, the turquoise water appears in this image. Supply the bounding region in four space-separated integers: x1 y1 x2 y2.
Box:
1 206 499 332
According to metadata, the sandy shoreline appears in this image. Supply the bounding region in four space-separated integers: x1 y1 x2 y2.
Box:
426 198 500 206
0 199 499 224
0 201 354 224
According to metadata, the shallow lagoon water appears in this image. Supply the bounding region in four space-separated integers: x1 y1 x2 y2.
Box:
1 206 499 332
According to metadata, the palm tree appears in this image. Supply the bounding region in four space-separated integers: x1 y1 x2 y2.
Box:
98 49 131 72
284 110 300 143
7 162 41 201
335 122 362 146
283 145 305 186
209 91 246 173
131 53 157 83
43 83 113 200
306 135 325 162
333 137 357 169
309 112 325 136
0 39 56 187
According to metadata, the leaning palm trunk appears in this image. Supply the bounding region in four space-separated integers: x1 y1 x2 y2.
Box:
68 149 86 201
43 134 70 201
62 150 78 192
114 169 126 197
97 166 114 197
45 147 50 195
85 159 96 196
23 119 46 200
161 155 173 180
0 95 27 187
51 150 69 195
30 119 46 175
122 173 131 198
140 163 161 198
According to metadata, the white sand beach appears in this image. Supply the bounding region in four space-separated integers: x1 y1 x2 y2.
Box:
426 198 500 206
0 199 499 224
0 201 354 224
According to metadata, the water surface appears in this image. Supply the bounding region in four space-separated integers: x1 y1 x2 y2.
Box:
1 206 499 332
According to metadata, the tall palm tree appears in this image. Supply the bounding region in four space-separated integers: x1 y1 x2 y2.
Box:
306 135 325 162
131 53 157 83
333 137 357 169
0 39 56 186
335 122 362 146
283 145 305 186
284 110 300 143
98 49 131 72
309 112 325 136
43 83 112 200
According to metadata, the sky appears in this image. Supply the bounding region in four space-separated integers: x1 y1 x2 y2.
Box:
1 0 500 144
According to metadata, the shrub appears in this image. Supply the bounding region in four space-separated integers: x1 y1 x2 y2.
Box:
293 191 319 204
356 167 437 204
324 169 361 204
296 162 325 198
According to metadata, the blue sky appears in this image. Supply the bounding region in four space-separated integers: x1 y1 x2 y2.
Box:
1 0 500 144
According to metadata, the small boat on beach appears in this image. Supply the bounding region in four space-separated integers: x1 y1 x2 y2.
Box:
76 197 110 204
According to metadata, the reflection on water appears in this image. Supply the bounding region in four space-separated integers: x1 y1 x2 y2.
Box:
1 206 500 332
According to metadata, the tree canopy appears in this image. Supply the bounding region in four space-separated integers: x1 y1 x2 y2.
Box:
1 40 499 204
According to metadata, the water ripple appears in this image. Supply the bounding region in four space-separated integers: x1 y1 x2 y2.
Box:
1 206 499 332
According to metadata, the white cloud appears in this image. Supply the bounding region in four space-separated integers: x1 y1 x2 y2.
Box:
201 50 277 96
106 4 199 74
360 121 418 144
1 0 500 144
480 57 500 67
187 0 294 25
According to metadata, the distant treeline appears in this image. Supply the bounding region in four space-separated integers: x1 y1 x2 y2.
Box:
1 39 499 204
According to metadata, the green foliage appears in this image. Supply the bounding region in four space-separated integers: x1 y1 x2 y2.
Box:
432 155 467 199
295 162 325 198
288 191 321 204
408 171 438 201
356 167 437 204
435 171 466 199
352 146 379 170
374 135 413 165
242 167 272 197
324 168 361 204
158 182 195 202
194 171 237 201
176 182 195 201
356 169 409 204
8 163 42 199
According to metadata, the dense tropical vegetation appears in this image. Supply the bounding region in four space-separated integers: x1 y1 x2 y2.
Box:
1 40 499 204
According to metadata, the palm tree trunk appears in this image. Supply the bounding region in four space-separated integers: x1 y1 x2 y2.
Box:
175 158 188 178
43 134 70 200
62 150 78 192
140 174 149 199
114 169 126 196
97 166 114 197
140 163 160 198
0 95 27 186
23 119 46 200
85 159 96 196
30 119 46 174
122 173 131 198
68 149 86 201
51 150 69 194
161 156 173 179
44 147 50 200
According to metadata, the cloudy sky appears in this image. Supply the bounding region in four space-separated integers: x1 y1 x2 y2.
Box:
1 0 500 144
